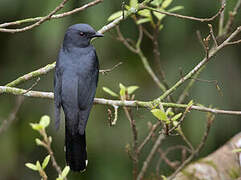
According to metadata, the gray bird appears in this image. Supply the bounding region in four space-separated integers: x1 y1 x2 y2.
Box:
54 24 103 171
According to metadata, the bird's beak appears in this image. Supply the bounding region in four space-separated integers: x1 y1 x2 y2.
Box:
93 32 104 37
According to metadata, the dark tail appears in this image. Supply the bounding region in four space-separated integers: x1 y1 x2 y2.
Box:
65 127 87 172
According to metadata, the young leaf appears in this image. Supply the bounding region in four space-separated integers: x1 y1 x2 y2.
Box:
61 166 70 178
171 113 182 121
162 0 173 9
138 9 151 17
42 155 50 169
36 161 42 171
119 83 126 97
35 138 44 146
151 109 168 122
25 163 38 171
102 87 118 97
153 11 166 21
108 11 126 21
40 115 50 128
166 108 174 116
130 0 138 8
30 123 43 131
232 148 241 153
127 86 139 94
168 6 184 12
150 0 163 6
136 18 151 24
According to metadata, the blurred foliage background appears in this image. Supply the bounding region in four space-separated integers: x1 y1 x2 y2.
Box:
0 0 241 179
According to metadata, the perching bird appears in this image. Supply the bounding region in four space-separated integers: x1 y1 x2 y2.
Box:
54 24 103 172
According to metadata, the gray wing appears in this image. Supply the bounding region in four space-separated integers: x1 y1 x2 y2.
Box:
77 52 99 134
54 60 62 130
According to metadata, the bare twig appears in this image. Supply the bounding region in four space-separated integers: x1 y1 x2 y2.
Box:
21 77 41 95
0 0 70 33
137 134 165 180
137 121 161 154
155 26 241 102
218 0 226 36
99 62 123 75
167 113 215 180
208 24 218 47
1 86 241 116
0 0 103 28
223 0 241 35
143 4 225 22
0 97 24 134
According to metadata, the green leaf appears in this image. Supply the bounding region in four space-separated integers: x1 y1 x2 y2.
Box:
151 109 168 122
36 161 42 171
102 87 118 97
161 175 168 180
30 123 43 131
136 18 151 24
162 0 173 9
42 155 50 169
159 24 164 30
25 163 38 171
153 11 166 21
166 108 174 116
35 138 44 146
40 115 50 128
171 113 182 121
168 6 184 12
127 86 139 94
61 166 70 178
138 9 151 17
119 83 126 97
150 0 163 6
187 100 194 109
130 0 138 8
108 11 126 21
232 148 241 153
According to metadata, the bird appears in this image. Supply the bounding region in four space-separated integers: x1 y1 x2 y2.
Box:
54 24 103 172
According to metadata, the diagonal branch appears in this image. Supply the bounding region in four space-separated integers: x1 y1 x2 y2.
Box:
0 0 71 33
0 0 103 28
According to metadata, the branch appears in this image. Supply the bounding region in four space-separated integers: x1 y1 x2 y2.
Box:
1 86 241 116
155 26 241 102
0 0 70 33
0 97 24 134
168 113 214 180
0 0 102 28
173 132 241 180
143 4 225 22
137 134 166 180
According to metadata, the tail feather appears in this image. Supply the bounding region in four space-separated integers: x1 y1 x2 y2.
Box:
65 127 87 172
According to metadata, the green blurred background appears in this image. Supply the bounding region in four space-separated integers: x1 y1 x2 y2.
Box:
0 0 241 179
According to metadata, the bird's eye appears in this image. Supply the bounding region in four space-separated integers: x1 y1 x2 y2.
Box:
79 32 85 36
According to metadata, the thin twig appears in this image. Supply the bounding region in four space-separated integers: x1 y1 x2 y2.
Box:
167 113 214 180
1 86 241 116
99 62 123 75
143 4 225 22
0 97 24 134
218 0 226 36
0 0 103 28
208 24 218 47
137 121 161 154
0 0 70 33
155 26 241 102
137 134 165 180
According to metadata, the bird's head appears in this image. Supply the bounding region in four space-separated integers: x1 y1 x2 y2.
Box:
63 24 103 48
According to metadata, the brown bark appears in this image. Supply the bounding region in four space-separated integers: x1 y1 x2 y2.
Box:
174 132 241 180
